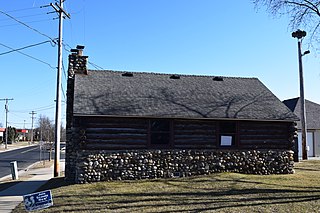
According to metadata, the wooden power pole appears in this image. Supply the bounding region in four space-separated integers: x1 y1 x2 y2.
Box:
29 111 37 144
0 98 13 149
50 0 70 177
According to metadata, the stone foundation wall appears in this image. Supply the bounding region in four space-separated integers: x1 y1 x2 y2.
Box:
74 149 294 183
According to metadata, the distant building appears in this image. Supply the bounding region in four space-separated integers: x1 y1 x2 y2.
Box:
0 128 5 142
16 129 28 141
283 98 320 157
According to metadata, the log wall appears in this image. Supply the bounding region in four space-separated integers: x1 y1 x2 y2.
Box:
65 116 297 182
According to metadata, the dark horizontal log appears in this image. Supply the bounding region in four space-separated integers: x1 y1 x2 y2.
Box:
85 127 147 134
174 136 216 141
174 124 216 131
174 129 216 135
239 130 288 135
239 124 288 130
239 144 289 149
173 144 217 149
81 117 147 123
239 139 289 145
174 139 216 144
84 143 147 150
86 133 147 139
239 135 288 140
86 138 147 145
83 122 148 129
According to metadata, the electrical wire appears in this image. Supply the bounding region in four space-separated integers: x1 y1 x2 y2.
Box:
0 13 50 22
0 40 52 56
88 61 104 70
62 42 105 70
12 104 56 113
0 9 56 44
4 7 39 13
0 19 55 28
0 42 56 69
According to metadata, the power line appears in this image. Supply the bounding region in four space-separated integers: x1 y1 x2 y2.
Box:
4 7 39 13
0 19 55 28
0 40 53 56
0 9 56 43
0 13 49 22
12 104 56 113
0 42 56 69
88 61 104 70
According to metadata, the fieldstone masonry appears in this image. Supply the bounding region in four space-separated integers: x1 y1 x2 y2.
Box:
74 149 294 183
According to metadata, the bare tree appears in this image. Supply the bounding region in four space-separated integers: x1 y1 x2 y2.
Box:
36 115 54 142
253 0 320 45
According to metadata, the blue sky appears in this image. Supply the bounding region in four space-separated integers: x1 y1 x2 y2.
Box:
0 0 319 129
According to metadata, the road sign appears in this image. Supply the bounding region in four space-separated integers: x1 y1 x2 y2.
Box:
23 190 53 211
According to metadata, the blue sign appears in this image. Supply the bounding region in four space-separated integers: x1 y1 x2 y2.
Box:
23 190 53 211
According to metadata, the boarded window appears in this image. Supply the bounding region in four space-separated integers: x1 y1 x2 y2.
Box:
150 120 170 145
219 122 236 146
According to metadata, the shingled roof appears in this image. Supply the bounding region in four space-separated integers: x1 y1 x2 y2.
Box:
283 97 320 129
73 70 298 121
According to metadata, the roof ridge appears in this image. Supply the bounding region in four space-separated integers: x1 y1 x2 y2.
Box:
87 69 257 79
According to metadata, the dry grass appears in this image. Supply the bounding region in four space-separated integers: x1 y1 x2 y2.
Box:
13 160 320 213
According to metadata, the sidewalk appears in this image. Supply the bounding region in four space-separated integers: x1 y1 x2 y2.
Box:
0 141 38 153
0 158 65 213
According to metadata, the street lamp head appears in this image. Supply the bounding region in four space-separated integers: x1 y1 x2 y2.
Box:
292 29 307 39
303 50 310 55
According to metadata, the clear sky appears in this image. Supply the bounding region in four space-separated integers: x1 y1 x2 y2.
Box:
0 0 319 129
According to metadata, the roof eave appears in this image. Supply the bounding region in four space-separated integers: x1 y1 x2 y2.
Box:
72 113 298 122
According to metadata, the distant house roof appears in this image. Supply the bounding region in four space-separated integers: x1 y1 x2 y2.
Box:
283 97 320 129
73 70 298 121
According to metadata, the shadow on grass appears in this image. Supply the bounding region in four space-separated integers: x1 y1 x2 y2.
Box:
155 174 320 191
52 187 320 212
37 177 73 191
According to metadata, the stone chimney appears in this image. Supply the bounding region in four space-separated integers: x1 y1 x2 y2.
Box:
68 45 88 77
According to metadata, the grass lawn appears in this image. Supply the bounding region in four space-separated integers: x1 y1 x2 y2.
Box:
13 160 320 213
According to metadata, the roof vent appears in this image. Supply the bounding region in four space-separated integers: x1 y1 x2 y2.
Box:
213 76 223 81
170 74 180 79
122 72 133 77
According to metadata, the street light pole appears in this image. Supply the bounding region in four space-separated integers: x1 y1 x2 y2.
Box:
292 29 308 160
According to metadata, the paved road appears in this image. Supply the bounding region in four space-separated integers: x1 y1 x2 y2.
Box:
0 144 65 179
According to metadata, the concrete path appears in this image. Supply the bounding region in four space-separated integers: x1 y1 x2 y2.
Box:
0 160 65 213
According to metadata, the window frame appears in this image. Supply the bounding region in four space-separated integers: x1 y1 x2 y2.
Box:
148 119 173 148
218 121 238 148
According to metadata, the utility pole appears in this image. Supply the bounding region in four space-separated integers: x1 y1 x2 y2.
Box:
29 111 37 145
23 119 26 141
292 30 309 160
0 98 13 149
50 0 70 177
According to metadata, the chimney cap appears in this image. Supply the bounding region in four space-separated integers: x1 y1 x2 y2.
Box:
71 49 78 53
76 45 85 50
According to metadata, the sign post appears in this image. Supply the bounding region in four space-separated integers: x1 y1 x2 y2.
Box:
23 190 53 211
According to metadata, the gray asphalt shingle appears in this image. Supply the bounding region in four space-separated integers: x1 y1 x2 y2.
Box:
283 97 320 129
73 70 298 121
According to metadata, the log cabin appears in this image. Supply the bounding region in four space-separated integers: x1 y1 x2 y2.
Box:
65 46 298 183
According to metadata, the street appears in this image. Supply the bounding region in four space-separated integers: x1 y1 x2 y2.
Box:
0 144 65 179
